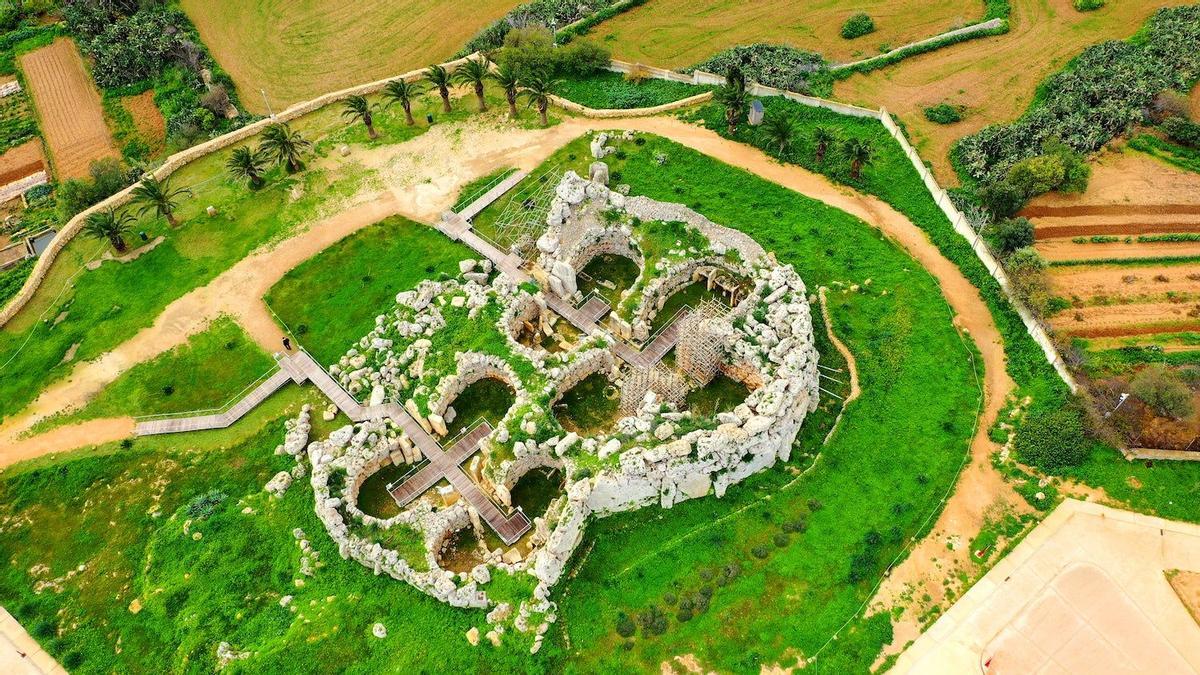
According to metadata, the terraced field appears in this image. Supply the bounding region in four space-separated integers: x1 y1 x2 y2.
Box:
181 0 521 114
1031 150 1200 344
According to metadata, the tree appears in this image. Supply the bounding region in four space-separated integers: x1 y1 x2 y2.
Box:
985 217 1035 255
454 57 490 112
495 26 555 81
226 146 269 189
712 66 748 134
382 79 423 126
83 208 134 253
812 126 836 163
260 123 311 173
425 64 453 114
491 63 521 119
522 74 558 127
131 174 191 227
1131 364 1194 419
341 95 378 139
760 114 794 154
842 137 875 180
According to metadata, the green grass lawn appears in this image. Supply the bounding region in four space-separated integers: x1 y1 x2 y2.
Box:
554 71 710 109
578 253 640 306
0 88 517 424
554 372 620 435
0 132 980 672
684 374 750 417
264 215 473 366
443 378 516 438
34 316 274 432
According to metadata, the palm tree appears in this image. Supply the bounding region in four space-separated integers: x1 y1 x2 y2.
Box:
83 208 134 253
342 95 378 139
382 79 423 126
131 174 191 227
812 126 836 164
425 64 452 114
227 146 269 189
522 75 558 127
491 63 521 119
260 123 311 173
760 114 794 155
712 64 748 135
454 57 490 112
842 137 876 180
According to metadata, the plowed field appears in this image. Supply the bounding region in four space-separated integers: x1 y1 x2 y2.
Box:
19 38 117 180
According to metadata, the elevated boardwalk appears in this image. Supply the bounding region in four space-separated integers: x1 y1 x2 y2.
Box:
456 170 528 222
133 367 296 436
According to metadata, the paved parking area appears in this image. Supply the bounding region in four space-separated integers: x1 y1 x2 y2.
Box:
892 499 1200 674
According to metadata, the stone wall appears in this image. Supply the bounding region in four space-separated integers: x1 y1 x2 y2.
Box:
0 53 482 329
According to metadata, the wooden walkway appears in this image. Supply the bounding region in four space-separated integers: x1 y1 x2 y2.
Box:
456 169 529 222
136 349 532 544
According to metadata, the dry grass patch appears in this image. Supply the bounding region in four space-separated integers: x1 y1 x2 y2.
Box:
180 0 521 114
833 0 1197 182
599 0 974 67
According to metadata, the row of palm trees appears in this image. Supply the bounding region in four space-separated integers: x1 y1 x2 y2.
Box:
82 175 192 252
714 67 876 180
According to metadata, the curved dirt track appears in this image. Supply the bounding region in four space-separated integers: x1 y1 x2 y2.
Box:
0 118 1014 607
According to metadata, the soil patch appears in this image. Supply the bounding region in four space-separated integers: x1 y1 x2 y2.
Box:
122 90 166 152
1038 239 1200 263
0 139 46 185
1169 570 1200 627
1048 263 1200 299
19 38 118 180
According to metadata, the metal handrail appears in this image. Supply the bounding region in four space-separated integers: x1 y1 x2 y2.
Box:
132 364 281 421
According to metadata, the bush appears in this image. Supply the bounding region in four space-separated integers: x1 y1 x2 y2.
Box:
985 217 1034 254
1130 364 1194 419
841 13 876 40
496 27 557 80
1014 405 1091 469
66 5 187 88
56 157 134 217
459 0 634 54
615 612 636 638
956 6 1200 185
556 39 610 75
1162 116 1200 148
689 44 826 95
1073 0 1104 11
923 103 963 124
185 489 227 519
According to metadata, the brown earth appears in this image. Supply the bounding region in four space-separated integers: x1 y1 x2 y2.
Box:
832 0 1197 183
122 90 166 154
1169 570 1200 627
1033 222 1200 239
0 139 46 185
1037 239 1200 262
1051 301 1200 338
600 0 976 67
19 38 118 180
1030 149 1200 210
1049 264 1200 299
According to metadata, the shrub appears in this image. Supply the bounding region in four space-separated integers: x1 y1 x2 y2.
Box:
956 6 1200 185
1014 405 1091 469
1131 364 1194 419
556 39 610 75
185 489 227 519
923 103 963 124
841 13 876 40
1162 116 1200 148
751 544 769 559
773 532 789 547
24 183 51 203
57 158 135 218
985 217 1034 254
978 180 1025 219
1073 0 1104 11
615 612 635 638
689 44 826 95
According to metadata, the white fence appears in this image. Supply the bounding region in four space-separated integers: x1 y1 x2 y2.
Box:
879 110 1079 392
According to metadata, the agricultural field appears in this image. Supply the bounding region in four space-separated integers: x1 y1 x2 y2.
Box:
595 0 977 67
180 0 522 114
833 0 1199 182
18 38 117 180
0 137 44 184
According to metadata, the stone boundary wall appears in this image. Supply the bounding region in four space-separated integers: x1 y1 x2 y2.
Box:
1128 447 1200 462
0 53 481 329
548 91 713 118
830 18 1006 72
878 110 1079 392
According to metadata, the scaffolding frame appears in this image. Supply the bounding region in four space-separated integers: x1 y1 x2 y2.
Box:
619 362 689 416
676 299 730 385
484 163 561 259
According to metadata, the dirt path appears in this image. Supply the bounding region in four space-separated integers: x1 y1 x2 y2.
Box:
0 119 1018 628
